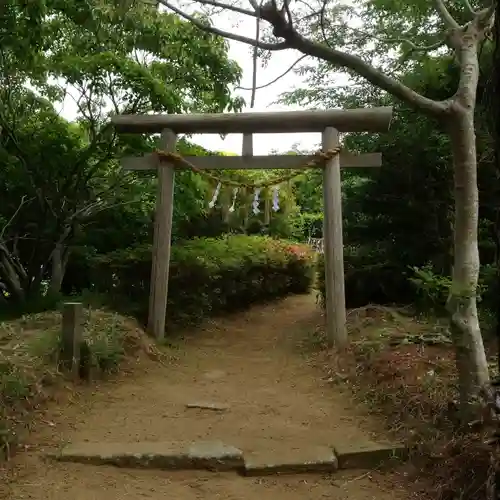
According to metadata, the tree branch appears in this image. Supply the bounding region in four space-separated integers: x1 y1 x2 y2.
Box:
319 0 331 48
282 0 294 27
189 0 259 17
237 54 307 90
325 22 447 56
386 37 447 52
158 0 288 50
434 0 460 29
167 0 451 116
284 33 448 115
250 13 260 107
0 196 30 241
462 0 477 16
476 2 495 30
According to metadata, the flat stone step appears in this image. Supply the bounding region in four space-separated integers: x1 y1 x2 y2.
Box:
243 446 338 476
334 441 409 470
47 440 409 475
48 440 244 472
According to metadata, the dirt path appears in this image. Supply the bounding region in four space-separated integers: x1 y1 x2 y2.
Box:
3 295 410 499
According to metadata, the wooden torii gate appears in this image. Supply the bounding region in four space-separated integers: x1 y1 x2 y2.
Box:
112 107 393 347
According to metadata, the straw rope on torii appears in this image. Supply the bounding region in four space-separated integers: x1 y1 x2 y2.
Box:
154 147 343 215
153 146 342 189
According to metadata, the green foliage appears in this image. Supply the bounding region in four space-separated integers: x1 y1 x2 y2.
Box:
478 264 498 312
83 313 127 373
0 360 33 405
292 170 323 214
288 212 324 240
316 246 417 309
0 0 497 345
42 0 243 116
0 0 245 305
408 265 452 315
0 0 47 79
91 235 315 327
294 50 497 323
282 0 500 346
406 262 499 320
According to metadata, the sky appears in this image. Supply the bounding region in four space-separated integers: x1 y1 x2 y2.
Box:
193 42 323 155
58 4 351 155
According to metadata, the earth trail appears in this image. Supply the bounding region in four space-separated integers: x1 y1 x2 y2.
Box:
3 295 409 499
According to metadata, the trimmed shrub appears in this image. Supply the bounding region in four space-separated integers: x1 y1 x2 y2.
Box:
92 235 315 327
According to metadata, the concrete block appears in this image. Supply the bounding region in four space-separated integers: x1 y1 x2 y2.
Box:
49 440 244 472
243 446 338 476
334 441 409 470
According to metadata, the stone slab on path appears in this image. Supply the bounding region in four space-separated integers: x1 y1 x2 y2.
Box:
48 440 244 472
334 441 409 470
243 446 338 476
48 439 409 475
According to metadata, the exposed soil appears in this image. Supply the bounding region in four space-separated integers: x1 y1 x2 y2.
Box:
2 295 411 499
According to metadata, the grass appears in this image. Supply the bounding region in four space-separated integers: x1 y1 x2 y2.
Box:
0 306 162 460
303 304 499 500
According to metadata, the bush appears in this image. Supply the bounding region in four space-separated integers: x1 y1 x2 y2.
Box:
316 245 416 308
478 263 498 312
91 235 315 327
409 264 452 315
317 251 499 341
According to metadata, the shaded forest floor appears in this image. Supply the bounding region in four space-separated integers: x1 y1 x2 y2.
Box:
1 295 411 500
308 304 496 500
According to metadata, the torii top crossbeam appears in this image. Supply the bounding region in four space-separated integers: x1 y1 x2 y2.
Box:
111 107 393 134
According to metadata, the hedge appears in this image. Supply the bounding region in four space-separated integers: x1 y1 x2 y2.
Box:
92 235 315 327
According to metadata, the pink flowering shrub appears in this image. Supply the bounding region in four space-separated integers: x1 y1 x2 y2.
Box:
93 235 315 327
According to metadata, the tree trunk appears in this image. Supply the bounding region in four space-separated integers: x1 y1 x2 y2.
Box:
0 250 26 302
49 242 68 295
491 0 500 378
444 26 491 422
447 106 490 422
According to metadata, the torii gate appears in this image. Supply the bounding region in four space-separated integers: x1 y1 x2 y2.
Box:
112 107 393 347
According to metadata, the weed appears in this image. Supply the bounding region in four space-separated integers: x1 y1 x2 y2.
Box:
303 305 497 500
0 306 162 461
84 312 126 373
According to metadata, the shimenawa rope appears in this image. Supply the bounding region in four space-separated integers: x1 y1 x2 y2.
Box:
153 147 341 189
